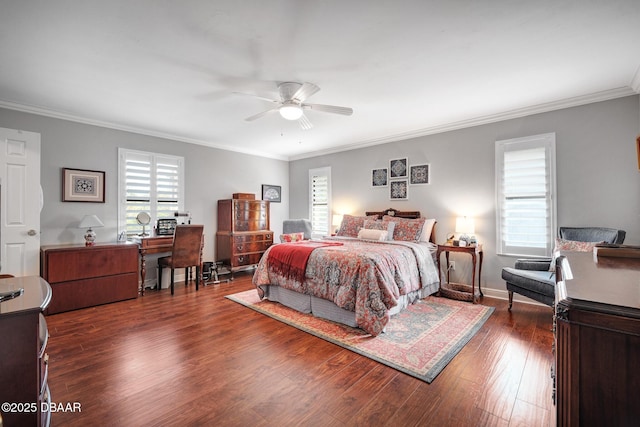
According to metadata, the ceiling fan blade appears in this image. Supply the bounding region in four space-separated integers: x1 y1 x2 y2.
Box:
245 108 278 122
292 82 320 103
233 91 279 103
303 103 353 116
298 113 313 130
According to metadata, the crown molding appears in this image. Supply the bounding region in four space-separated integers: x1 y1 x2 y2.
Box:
0 99 288 161
289 87 637 161
0 86 635 163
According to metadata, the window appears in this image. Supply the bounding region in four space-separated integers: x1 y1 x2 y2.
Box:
495 133 556 257
118 148 184 236
309 166 331 238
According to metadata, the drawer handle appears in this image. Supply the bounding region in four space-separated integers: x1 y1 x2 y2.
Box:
238 256 244 263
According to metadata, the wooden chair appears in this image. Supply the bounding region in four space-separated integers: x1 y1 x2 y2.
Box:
158 225 204 295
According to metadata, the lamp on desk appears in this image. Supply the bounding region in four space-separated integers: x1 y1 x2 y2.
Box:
79 214 104 246
455 216 475 246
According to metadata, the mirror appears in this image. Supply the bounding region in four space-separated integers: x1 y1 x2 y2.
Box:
136 212 151 236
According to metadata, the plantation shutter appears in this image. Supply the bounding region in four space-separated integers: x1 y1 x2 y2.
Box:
496 133 556 257
309 167 331 237
119 149 184 236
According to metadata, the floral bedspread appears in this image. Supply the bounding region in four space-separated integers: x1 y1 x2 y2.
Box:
252 237 439 336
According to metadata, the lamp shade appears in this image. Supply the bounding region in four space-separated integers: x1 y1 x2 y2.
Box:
332 214 344 227
79 214 104 229
455 216 475 235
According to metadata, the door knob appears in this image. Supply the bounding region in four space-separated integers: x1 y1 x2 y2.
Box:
27 229 37 236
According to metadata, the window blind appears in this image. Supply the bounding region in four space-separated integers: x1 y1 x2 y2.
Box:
119 149 184 236
309 167 331 237
496 134 556 257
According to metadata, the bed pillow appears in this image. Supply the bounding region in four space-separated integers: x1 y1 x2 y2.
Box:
382 216 426 242
280 232 305 243
336 214 378 238
362 219 396 238
419 218 436 242
357 228 389 241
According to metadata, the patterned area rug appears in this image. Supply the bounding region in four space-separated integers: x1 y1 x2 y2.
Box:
226 290 494 383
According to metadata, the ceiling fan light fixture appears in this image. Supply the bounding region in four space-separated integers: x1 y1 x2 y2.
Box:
279 104 303 120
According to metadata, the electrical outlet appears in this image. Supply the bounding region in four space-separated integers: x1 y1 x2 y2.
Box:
450 261 456 271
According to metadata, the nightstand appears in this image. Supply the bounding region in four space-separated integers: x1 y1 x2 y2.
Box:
436 243 483 303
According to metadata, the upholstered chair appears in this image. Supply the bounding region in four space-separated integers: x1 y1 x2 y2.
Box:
281 219 313 241
502 226 625 310
158 225 204 295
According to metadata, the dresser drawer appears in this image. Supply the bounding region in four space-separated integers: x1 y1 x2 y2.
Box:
231 252 265 267
232 233 273 244
233 240 272 253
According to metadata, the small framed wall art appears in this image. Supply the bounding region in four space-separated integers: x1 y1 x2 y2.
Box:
372 168 388 187
390 179 409 200
62 168 105 203
262 184 281 203
389 157 408 178
410 164 430 185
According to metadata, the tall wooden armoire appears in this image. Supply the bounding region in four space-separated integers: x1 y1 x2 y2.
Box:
216 195 273 273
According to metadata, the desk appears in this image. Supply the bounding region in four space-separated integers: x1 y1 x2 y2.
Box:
130 235 173 295
436 243 483 303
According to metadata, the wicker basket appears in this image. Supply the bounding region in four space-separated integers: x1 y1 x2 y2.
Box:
439 282 479 302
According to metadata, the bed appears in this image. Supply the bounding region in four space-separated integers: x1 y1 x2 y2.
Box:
251 208 440 336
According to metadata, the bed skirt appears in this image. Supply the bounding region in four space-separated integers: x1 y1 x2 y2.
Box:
257 281 440 329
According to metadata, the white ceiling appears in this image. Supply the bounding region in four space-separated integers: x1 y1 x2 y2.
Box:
1 1 639 160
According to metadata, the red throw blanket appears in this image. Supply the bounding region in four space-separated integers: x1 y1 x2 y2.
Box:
268 241 343 283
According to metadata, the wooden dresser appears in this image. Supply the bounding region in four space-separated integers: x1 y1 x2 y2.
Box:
0 276 52 426
40 242 139 314
216 198 273 273
554 251 640 427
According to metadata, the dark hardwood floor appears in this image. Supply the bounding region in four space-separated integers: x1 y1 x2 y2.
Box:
45 273 554 426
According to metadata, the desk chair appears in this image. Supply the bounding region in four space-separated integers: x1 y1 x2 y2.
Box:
158 225 204 295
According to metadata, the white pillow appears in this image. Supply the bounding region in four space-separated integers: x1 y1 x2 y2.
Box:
357 228 389 241
420 218 436 242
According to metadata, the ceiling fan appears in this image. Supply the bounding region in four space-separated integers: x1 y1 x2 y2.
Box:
239 82 353 130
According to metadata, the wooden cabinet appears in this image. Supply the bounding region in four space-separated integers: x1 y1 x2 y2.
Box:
41 242 139 314
554 252 640 427
0 276 52 426
216 198 273 272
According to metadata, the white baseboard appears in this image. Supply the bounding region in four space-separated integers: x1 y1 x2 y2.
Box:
479 287 547 307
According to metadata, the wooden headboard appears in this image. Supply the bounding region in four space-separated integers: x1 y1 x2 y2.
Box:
364 208 437 243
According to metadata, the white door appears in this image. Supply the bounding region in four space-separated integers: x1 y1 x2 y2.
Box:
0 127 41 276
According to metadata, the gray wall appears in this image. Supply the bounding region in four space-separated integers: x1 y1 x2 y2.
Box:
0 107 289 278
290 95 640 298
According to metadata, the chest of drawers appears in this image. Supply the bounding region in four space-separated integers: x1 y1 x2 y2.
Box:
216 198 273 273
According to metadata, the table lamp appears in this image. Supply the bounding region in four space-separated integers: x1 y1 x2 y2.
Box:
79 214 104 246
455 216 475 246
332 214 343 234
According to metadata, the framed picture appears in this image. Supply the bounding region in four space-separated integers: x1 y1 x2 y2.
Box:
390 179 409 200
389 157 408 178
372 168 388 187
62 168 105 203
410 164 430 185
262 184 281 203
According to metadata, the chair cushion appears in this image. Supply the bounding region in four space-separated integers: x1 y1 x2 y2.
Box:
502 267 555 298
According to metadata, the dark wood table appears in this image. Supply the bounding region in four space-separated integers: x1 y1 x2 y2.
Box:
129 235 173 295
436 243 483 303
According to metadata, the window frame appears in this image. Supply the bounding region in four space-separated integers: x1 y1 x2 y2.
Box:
118 148 185 237
308 166 332 238
495 133 557 257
